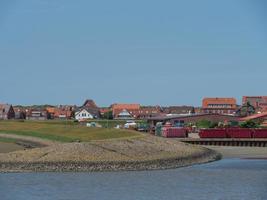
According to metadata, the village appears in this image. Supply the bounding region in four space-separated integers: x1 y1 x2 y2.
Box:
1 96 267 138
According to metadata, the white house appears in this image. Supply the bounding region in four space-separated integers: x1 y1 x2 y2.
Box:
75 109 94 121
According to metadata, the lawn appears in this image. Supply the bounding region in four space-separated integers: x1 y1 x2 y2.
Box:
0 120 143 142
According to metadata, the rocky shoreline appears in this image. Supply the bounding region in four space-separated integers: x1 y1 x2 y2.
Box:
0 134 221 172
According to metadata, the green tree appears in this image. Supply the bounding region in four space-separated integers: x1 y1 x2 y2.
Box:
197 120 211 128
102 111 113 120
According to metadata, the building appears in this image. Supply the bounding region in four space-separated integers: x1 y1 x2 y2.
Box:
112 103 140 119
13 107 26 119
26 109 48 120
202 97 237 115
147 113 239 127
82 99 98 109
75 108 99 121
242 96 267 113
138 106 162 119
0 104 15 120
162 106 195 115
46 105 75 119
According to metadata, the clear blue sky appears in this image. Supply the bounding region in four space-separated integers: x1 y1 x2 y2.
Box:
0 0 266 107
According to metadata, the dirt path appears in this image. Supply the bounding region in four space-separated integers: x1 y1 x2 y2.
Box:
0 133 60 147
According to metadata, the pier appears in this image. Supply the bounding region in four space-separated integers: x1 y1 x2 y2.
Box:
180 138 267 147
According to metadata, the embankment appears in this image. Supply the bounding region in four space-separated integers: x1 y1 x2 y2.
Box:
0 134 220 172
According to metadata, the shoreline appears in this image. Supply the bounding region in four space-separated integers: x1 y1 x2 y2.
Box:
206 146 267 159
0 134 220 173
0 150 220 173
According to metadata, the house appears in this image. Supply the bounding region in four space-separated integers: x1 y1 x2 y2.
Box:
112 103 140 119
75 108 99 121
46 105 75 119
26 109 48 120
13 107 26 119
202 97 237 115
242 96 267 113
162 106 195 115
138 106 162 119
82 99 98 109
0 104 15 120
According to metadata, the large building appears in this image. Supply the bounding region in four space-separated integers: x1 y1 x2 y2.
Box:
242 96 267 113
202 97 237 115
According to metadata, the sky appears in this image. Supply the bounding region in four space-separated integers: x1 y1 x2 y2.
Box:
0 0 266 107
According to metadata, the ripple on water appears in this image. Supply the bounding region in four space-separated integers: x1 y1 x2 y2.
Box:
0 159 267 200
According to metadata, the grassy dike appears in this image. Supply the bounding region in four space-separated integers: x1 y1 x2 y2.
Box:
0 120 142 142
0 121 221 172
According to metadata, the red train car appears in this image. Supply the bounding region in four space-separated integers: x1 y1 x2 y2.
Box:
253 129 267 138
199 129 227 138
227 128 252 138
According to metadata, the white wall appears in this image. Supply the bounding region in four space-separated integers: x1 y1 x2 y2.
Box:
75 109 94 121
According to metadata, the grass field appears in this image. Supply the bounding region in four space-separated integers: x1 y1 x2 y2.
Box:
0 120 142 142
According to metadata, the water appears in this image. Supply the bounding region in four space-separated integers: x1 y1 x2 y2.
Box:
0 159 267 200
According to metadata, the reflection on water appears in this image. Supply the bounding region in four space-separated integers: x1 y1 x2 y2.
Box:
0 159 267 200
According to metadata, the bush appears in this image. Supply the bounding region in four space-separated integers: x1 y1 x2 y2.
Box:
197 120 211 128
240 120 260 128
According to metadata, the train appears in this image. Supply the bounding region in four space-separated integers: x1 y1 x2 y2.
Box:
199 128 267 138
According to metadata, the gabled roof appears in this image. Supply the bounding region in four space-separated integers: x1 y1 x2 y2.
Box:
0 104 12 114
118 109 132 117
83 99 98 108
76 107 100 118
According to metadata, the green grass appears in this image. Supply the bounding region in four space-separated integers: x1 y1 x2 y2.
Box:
0 120 142 142
85 119 146 128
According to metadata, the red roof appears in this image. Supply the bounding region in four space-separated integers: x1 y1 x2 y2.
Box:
112 104 140 110
239 112 267 121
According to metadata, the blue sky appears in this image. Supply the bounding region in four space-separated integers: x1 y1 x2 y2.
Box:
0 0 266 106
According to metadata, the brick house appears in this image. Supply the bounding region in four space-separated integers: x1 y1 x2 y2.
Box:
202 97 237 115
242 96 267 113
0 104 15 120
74 99 100 120
112 104 140 119
46 105 75 119
138 106 162 119
26 109 48 120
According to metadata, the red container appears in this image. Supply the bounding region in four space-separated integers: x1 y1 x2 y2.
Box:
227 128 252 138
253 129 267 138
199 129 227 138
162 127 187 138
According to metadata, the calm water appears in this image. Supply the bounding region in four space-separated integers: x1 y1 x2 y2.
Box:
0 159 267 200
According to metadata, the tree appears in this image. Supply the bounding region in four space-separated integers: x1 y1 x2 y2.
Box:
197 120 211 128
102 111 113 120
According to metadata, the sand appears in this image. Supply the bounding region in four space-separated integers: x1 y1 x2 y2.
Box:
0 142 25 153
